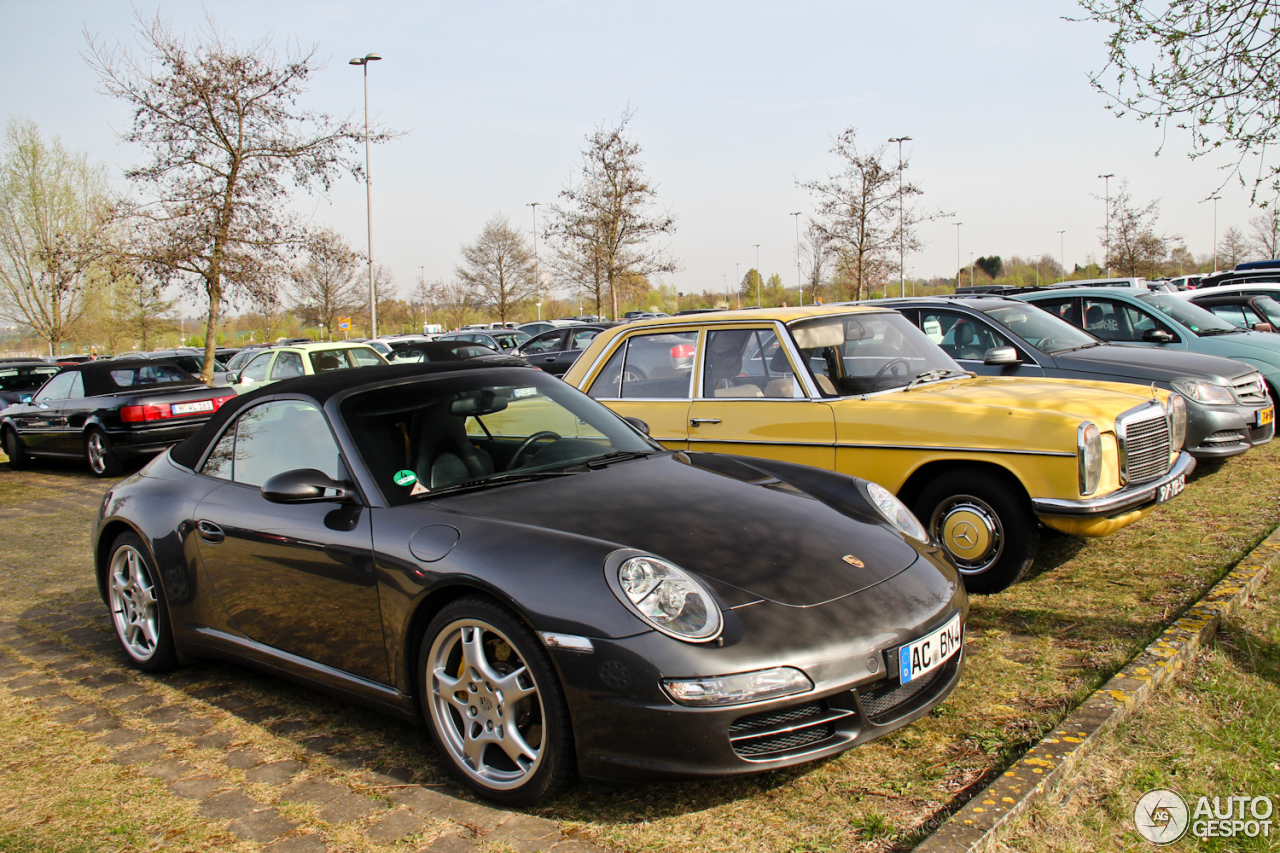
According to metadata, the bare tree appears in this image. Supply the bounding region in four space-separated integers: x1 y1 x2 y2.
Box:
1080 0 1280 202
544 109 677 320
800 128 919 301
798 219 834 305
289 227 362 337
1218 226 1249 268
425 278 476 331
1249 208 1280 259
85 12 382 382
0 118 115 355
1102 181 1169 278
457 215 536 324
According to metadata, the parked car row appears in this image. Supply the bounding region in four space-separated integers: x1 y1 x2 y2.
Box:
6 288 1274 808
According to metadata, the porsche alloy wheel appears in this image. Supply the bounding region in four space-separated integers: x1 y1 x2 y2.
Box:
913 469 1037 595
106 533 177 672
421 597 573 805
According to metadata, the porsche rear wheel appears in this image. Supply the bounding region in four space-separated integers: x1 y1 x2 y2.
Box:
106 532 178 672
419 597 574 805
913 469 1038 594
3 427 30 470
86 428 122 478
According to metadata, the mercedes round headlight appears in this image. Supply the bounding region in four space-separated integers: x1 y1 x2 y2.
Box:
866 481 928 542
1078 421 1102 496
1166 393 1187 450
615 556 723 642
1170 378 1234 406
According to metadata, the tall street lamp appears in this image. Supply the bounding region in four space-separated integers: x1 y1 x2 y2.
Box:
735 262 740 308
954 221 963 290
753 244 761 307
527 201 541 309
350 51 382 337
1208 194 1222 271
790 212 803 305
1059 230 1066 282
889 135 912 297
1098 173 1114 277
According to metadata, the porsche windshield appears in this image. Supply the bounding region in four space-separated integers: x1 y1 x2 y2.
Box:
342 372 657 504
788 312 963 395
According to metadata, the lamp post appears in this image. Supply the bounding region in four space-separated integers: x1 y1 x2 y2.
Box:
889 135 912 297
527 201 540 308
418 265 425 333
735 262 740 308
349 51 382 337
723 274 728 308
790 211 802 305
1209 194 1221 271
1059 230 1066 282
954 221 963 290
753 244 761 307
1098 173 1114 277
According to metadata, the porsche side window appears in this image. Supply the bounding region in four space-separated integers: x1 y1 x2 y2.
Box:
228 400 342 488
201 427 236 480
588 332 697 400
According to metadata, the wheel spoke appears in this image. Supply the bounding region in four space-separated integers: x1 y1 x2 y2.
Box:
497 722 539 767
459 626 502 684
494 665 535 703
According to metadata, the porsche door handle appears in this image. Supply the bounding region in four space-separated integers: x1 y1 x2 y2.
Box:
196 520 224 544
689 418 721 426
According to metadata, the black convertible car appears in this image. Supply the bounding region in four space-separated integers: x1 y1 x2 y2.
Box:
2 360 236 476
95 361 967 804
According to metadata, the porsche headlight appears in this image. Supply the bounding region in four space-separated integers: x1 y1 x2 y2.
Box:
663 667 813 707
1078 421 1102 496
616 556 722 642
866 482 928 543
1170 378 1234 406
1166 393 1187 449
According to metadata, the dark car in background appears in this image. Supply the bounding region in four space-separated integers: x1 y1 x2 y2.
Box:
1175 285 1280 333
0 359 63 406
869 295 1274 460
1 360 236 476
94 361 966 804
436 329 531 353
512 325 609 375
382 339 533 367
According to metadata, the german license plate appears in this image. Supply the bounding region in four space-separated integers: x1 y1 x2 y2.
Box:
1156 474 1186 504
1258 407 1274 427
898 613 962 684
171 400 214 415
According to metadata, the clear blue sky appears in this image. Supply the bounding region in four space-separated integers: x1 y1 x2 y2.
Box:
1 0 1262 310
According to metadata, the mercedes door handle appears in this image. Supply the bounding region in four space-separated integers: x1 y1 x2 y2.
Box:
196 520 225 544
689 418 721 426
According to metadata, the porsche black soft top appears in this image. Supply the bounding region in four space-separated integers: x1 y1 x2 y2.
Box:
168 359 532 470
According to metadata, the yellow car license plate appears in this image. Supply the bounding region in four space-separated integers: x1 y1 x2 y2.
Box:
1258 407 1274 427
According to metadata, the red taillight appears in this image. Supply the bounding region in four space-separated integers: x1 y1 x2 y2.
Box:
670 344 695 359
120 404 172 423
210 393 236 410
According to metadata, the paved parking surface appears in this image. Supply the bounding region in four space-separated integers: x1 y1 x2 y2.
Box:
0 466 608 853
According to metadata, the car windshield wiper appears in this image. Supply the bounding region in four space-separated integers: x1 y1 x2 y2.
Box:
907 368 962 389
1063 341 1103 352
585 449 659 468
414 469 576 498
1197 327 1245 336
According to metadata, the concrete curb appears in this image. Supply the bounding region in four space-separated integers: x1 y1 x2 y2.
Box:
915 527 1280 853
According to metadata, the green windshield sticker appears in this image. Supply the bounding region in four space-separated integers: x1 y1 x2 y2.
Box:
393 469 418 487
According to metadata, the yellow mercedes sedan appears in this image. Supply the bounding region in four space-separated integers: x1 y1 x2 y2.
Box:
563 306 1193 593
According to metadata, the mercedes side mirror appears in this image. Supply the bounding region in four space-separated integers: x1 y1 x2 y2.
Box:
262 469 357 504
1142 329 1174 343
1253 322 1275 333
983 346 1022 365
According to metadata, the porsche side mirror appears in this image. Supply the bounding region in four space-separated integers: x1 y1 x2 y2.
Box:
1142 329 1174 343
623 416 651 436
262 469 357 504
983 346 1022 365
